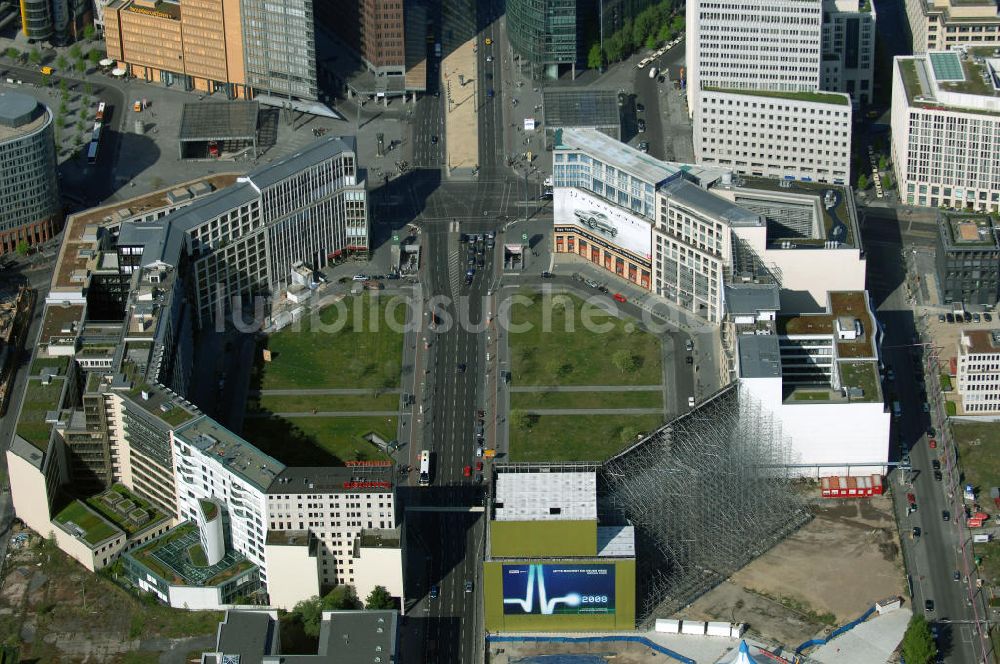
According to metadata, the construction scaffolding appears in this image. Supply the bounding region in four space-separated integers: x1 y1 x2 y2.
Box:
603 383 810 625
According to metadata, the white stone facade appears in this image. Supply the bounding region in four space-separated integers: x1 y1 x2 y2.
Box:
694 90 852 184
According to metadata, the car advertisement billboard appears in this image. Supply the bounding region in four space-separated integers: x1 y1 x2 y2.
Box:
555 188 652 261
502 563 615 616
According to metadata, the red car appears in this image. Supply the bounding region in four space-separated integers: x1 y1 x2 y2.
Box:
475 461 483 472
907 493 916 504
613 293 627 303
463 465 472 477
929 438 937 449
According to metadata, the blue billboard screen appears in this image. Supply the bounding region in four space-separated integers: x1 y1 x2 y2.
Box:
502 564 615 615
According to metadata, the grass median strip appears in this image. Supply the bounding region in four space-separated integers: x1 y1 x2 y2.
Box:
252 393 400 414
246 415 396 466
510 390 663 411
509 414 664 462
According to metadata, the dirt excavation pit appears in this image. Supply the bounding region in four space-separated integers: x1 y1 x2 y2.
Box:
684 495 905 648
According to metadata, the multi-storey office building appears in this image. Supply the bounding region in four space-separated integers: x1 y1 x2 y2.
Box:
891 51 1000 212
934 212 1000 306
956 329 1000 413
507 0 658 79
172 417 281 583
266 465 402 608
821 0 876 107
104 0 249 98
685 0 824 118
905 0 1000 54
653 179 752 323
694 89 852 184
551 127 726 291
0 90 60 254
736 290 890 476
686 0 857 181
104 0 318 101
117 136 368 327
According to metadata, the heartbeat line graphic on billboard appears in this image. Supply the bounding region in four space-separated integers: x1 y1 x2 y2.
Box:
502 564 581 615
501 563 616 616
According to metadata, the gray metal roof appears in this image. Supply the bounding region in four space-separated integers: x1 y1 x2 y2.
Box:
724 284 781 315
117 183 258 267
661 179 764 226
543 89 620 129
0 90 39 127
179 101 259 141
556 127 730 188
737 335 783 378
314 610 398 662
214 610 277 664
174 417 286 492
247 135 357 191
269 466 394 494
557 127 678 185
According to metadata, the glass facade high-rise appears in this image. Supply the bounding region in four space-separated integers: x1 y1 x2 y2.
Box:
0 91 60 254
508 0 579 77
241 0 318 100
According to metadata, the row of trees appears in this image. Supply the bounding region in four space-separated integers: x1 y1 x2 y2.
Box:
587 1 684 69
287 585 396 638
5 42 103 74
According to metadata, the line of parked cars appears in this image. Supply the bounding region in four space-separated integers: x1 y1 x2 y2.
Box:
939 311 991 324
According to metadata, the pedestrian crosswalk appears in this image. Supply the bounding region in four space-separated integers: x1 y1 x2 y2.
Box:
447 250 463 299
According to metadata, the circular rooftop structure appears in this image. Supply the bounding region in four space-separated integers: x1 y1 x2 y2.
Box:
0 91 40 128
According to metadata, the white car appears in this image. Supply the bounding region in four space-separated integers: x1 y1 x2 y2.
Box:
352 274 368 281
688 396 696 408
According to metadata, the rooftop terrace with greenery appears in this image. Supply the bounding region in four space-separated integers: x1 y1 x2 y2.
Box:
85 484 170 537
129 523 257 587
705 86 850 106
838 361 882 402
942 213 999 248
53 499 123 547
16 378 66 450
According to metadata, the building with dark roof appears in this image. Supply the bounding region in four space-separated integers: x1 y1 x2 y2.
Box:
934 212 1000 307
201 609 399 664
0 90 60 255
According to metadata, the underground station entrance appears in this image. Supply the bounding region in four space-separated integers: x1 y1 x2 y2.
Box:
178 101 259 160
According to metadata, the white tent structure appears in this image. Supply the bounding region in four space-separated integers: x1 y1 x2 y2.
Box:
718 641 771 664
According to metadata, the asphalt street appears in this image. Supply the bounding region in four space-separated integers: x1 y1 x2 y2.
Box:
863 223 986 663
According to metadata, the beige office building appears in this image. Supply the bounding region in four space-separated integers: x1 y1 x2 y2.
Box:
104 0 248 98
906 0 1000 53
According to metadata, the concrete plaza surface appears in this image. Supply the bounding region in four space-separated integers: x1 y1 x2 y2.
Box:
442 38 479 175
809 608 912 663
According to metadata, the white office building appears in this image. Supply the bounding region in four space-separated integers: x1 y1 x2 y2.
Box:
821 0 877 107
735 289 890 476
265 466 402 610
685 0 823 118
695 90 852 184
687 0 855 183
117 136 368 327
891 51 1000 211
956 329 1000 413
654 179 752 323
172 417 281 584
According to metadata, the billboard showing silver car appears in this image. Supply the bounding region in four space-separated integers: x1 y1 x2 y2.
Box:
555 188 652 260
573 209 618 238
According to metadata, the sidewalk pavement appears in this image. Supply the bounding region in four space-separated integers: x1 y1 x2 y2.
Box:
246 411 398 417
809 608 911 664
